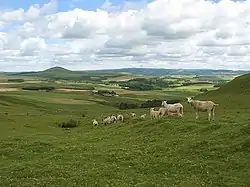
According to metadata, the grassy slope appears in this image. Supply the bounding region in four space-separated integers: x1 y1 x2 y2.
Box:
0 76 249 186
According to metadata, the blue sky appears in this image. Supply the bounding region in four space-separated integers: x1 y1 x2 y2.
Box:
0 0 154 11
0 0 245 12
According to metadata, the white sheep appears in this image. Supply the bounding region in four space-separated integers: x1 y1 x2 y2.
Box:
158 107 168 117
92 119 98 127
110 115 117 123
103 116 112 125
161 101 184 117
117 114 124 122
140 114 146 119
131 112 136 118
186 96 219 121
149 108 160 119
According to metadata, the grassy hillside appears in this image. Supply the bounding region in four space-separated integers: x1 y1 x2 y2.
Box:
0 76 249 187
197 73 250 107
213 73 250 94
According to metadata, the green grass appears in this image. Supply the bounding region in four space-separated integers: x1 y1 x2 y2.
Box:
0 74 250 186
170 84 217 92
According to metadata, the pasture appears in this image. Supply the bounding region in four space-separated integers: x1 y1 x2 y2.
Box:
0 71 249 187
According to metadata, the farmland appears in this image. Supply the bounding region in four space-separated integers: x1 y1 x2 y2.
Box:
0 67 249 186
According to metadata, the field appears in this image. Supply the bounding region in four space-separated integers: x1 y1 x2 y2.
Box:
0 68 249 186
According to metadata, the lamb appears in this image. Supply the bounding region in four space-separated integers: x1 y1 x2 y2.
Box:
117 114 124 122
110 115 117 123
161 101 184 117
103 116 112 125
131 112 136 118
92 119 98 127
186 96 219 121
158 107 168 117
150 108 160 119
140 114 146 119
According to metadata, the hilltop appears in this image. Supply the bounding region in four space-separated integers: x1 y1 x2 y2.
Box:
11 67 125 81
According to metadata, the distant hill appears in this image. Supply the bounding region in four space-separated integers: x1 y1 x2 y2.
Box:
87 68 249 76
9 67 250 81
10 67 250 77
15 67 73 77
11 67 125 81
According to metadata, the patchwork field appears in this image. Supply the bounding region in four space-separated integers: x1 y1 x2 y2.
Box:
0 69 249 186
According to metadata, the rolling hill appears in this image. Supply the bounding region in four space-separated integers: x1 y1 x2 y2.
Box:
214 73 250 94
12 67 124 81
87 68 250 76
8 67 250 77
197 73 250 107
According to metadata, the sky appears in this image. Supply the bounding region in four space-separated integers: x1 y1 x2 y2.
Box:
0 0 250 72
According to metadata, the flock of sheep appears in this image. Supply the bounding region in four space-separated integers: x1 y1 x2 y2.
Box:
92 97 219 127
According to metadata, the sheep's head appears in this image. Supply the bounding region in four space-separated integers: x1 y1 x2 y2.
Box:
186 97 193 103
150 108 155 111
161 101 167 106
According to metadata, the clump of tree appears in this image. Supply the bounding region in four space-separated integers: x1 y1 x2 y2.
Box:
22 86 55 92
63 85 95 90
182 81 213 86
91 90 117 97
8 79 24 82
119 78 172 91
117 99 181 110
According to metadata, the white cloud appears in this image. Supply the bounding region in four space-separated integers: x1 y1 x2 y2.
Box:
1 0 250 71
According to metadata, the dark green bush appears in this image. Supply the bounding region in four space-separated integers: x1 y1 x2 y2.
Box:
22 86 55 91
8 79 24 82
140 99 162 108
118 102 139 110
199 88 208 92
58 119 79 128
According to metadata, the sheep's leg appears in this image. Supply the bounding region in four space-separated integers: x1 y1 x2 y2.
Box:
208 111 211 121
212 108 215 120
195 111 199 119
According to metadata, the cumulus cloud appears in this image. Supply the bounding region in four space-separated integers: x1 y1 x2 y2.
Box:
1 0 250 71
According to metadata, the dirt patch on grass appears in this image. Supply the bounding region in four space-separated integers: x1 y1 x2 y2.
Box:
114 89 158 95
0 88 19 92
56 88 90 93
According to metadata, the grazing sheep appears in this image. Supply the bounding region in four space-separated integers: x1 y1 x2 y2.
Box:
110 115 117 123
92 119 98 127
140 114 146 119
161 101 183 117
158 107 168 117
117 114 124 122
150 108 160 119
131 112 136 118
186 96 219 121
103 116 112 125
